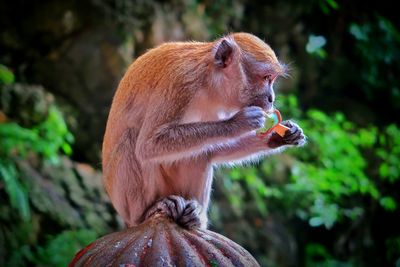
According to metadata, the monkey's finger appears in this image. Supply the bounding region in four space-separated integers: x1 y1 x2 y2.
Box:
180 217 202 229
165 200 180 219
182 201 200 216
293 134 307 146
281 120 295 128
169 195 187 211
166 195 186 217
284 130 303 143
288 133 307 146
144 200 171 219
283 126 300 139
177 200 202 229
179 212 202 228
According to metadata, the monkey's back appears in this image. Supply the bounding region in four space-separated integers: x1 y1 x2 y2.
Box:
102 41 214 167
101 40 217 225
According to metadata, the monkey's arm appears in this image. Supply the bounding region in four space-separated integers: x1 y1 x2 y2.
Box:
211 120 306 164
210 133 274 164
135 106 266 163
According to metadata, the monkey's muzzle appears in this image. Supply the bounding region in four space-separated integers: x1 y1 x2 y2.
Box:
250 93 274 111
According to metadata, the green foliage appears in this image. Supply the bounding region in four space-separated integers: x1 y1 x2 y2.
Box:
306 243 353 267
3 219 39 267
289 109 379 228
0 64 15 84
200 0 243 36
376 124 400 184
6 229 97 267
0 108 73 220
221 94 399 230
385 237 400 263
0 160 30 221
0 107 73 161
306 35 327 58
349 16 400 105
319 0 339 14
0 68 74 222
0 65 114 267
218 93 399 266
33 229 97 267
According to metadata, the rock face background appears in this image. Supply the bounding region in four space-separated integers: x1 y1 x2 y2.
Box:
18 157 119 232
1 0 223 163
1 1 135 163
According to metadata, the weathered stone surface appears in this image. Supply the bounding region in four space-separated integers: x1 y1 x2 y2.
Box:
70 214 260 267
0 83 53 127
18 157 121 233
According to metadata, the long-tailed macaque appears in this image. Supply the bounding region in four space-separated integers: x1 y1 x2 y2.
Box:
102 32 306 229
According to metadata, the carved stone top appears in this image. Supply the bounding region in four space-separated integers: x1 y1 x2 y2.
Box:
69 214 260 267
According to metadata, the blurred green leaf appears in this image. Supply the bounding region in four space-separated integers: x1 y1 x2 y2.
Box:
325 0 339 9
349 24 369 41
306 35 327 58
306 243 354 267
309 197 339 229
319 0 339 14
380 196 397 211
0 160 30 221
34 229 97 267
0 106 74 160
0 64 15 84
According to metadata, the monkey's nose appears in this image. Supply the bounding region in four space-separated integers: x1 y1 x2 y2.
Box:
267 94 274 103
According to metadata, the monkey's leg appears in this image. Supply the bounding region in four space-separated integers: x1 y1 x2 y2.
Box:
143 195 202 229
103 129 157 227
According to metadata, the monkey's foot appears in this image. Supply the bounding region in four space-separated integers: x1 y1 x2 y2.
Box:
144 195 202 229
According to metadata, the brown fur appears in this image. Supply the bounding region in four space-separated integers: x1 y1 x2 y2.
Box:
102 32 305 228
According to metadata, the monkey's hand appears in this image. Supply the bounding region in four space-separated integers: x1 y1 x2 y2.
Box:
144 195 203 229
267 120 306 149
230 106 266 133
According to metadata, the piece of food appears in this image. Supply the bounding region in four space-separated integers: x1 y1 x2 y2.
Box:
274 123 290 137
257 111 280 133
257 109 290 137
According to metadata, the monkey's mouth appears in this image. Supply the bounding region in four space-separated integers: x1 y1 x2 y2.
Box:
249 95 274 111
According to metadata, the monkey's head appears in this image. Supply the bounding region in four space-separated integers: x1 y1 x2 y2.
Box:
211 33 287 112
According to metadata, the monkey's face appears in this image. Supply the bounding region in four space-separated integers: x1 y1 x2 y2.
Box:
240 54 285 112
213 33 286 111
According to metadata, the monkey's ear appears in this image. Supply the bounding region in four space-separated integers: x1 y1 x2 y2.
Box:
214 39 236 68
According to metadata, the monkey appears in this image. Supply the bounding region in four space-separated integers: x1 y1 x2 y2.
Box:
102 32 306 229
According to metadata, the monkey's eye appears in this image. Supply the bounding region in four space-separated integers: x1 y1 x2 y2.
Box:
264 74 273 82
263 73 278 84
264 74 272 81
